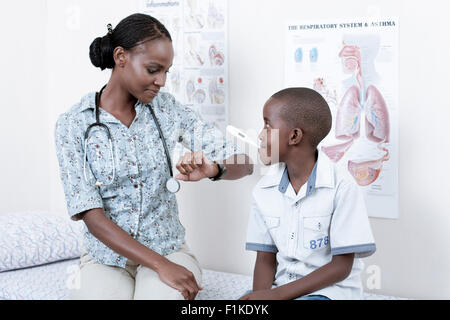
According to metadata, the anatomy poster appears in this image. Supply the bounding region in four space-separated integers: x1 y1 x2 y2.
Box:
285 18 399 219
140 0 228 133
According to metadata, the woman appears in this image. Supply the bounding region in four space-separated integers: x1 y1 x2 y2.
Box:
55 13 252 300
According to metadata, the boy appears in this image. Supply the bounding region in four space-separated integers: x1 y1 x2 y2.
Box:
241 88 376 300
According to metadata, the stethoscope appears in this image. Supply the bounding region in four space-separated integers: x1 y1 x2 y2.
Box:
83 85 181 194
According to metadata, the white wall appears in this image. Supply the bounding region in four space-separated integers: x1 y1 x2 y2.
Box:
0 1 49 213
1 0 449 300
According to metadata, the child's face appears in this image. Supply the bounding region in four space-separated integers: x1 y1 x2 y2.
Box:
258 98 290 166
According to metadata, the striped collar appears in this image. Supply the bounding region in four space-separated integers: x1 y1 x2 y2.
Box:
259 150 335 195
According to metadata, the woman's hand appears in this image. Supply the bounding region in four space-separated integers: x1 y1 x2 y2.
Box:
175 151 219 181
156 258 203 300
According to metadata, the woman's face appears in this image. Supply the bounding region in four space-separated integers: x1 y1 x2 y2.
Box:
120 37 174 104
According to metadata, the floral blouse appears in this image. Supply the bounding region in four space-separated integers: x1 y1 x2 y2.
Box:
55 90 240 267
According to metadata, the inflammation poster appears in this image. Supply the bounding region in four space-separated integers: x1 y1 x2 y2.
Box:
140 0 228 133
285 18 399 219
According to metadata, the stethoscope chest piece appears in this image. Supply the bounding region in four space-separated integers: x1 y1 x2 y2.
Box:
166 177 181 194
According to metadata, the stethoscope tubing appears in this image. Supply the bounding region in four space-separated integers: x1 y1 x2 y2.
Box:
147 103 174 178
83 85 176 190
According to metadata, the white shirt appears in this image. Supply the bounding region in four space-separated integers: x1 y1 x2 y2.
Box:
246 150 376 300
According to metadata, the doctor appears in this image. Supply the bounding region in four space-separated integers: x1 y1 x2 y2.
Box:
55 13 253 300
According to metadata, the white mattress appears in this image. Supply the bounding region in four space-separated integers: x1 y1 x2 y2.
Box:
0 259 407 300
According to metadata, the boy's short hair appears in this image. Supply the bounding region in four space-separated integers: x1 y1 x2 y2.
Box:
271 87 332 149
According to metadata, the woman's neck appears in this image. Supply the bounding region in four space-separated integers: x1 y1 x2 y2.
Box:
100 77 138 114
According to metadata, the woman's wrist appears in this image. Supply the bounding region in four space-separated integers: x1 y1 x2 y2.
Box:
146 253 169 272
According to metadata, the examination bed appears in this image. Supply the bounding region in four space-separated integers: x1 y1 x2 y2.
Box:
0 211 406 300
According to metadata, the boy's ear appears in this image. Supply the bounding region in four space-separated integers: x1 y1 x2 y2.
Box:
289 128 303 146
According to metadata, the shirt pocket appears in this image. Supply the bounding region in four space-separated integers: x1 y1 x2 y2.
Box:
303 214 332 251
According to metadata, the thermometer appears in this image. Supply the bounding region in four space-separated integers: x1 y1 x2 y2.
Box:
226 125 259 148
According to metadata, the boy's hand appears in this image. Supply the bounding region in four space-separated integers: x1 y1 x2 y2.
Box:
175 151 219 181
239 289 279 300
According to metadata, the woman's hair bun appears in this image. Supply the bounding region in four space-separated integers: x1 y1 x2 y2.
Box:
89 35 115 70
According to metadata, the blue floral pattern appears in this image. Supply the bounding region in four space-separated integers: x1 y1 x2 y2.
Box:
55 91 240 267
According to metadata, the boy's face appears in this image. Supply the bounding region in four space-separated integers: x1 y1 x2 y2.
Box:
258 97 290 166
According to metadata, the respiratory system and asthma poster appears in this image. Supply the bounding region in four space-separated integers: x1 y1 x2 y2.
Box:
285 18 399 219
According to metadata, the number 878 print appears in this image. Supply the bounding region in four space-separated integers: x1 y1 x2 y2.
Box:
309 236 329 249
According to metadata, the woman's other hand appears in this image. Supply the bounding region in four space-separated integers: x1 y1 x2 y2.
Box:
155 258 203 300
